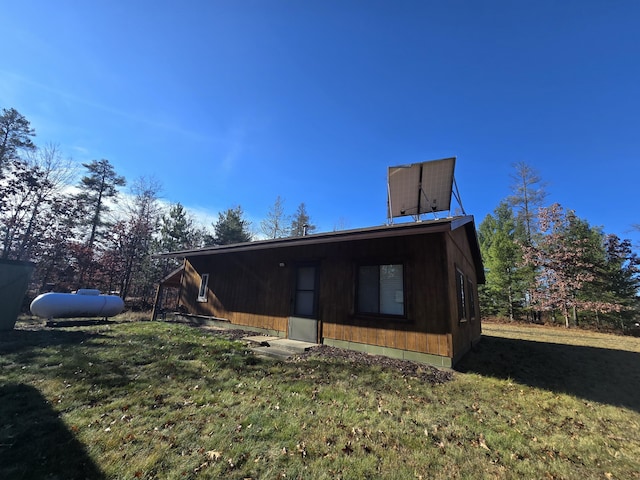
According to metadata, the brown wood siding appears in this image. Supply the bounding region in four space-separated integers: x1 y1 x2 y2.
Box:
178 227 482 359
445 227 482 361
309 232 452 356
181 254 290 333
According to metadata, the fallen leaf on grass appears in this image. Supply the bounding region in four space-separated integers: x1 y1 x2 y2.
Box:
206 450 222 461
342 442 354 455
296 442 307 458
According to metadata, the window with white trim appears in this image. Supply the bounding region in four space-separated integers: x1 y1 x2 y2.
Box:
357 264 404 316
197 273 209 302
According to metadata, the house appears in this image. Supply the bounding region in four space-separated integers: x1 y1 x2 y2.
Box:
154 215 484 368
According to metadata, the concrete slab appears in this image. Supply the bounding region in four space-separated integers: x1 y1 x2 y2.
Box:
245 336 317 359
250 346 295 360
268 338 316 353
244 335 280 344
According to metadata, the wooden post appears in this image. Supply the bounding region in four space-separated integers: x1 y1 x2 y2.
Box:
151 284 163 321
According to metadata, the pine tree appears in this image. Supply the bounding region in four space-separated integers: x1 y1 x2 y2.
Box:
290 202 316 237
212 206 252 245
156 202 198 274
0 107 36 172
596 235 640 328
478 201 527 320
76 159 126 249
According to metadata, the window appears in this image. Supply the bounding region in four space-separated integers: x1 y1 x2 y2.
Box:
294 266 317 317
467 278 476 320
197 273 209 302
357 264 404 316
456 268 466 322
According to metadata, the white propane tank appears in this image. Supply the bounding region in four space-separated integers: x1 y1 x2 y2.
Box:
30 290 125 319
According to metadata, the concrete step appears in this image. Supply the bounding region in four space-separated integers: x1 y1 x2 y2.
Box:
243 335 280 346
245 336 316 359
268 338 316 354
250 345 297 359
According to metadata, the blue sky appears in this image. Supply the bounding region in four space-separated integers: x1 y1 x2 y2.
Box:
2 1 639 245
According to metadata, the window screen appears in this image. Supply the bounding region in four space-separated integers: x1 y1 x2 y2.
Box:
357 264 404 316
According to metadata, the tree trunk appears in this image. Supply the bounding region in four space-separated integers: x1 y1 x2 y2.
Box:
508 286 514 322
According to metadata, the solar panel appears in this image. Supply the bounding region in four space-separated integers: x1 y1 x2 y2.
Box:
387 157 456 220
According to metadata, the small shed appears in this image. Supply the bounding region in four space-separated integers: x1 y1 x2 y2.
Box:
155 215 484 367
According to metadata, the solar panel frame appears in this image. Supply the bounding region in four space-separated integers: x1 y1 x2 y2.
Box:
387 157 456 220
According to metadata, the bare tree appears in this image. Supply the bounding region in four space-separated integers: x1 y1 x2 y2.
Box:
260 196 290 239
106 177 162 301
522 204 619 328
508 161 547 244
16 144 76 260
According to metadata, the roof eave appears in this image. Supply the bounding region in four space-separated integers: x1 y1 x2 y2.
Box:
156 218 460 259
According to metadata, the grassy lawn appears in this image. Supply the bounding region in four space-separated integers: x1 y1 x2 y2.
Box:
1 318 639 479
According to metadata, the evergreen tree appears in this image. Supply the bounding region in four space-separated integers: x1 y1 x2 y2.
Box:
156 202 198 274
596 235 640 328
212 206 252 245
290 202 316 237
478 201 527 320
76 159 126 249
562 212 609 326
0 107 36 172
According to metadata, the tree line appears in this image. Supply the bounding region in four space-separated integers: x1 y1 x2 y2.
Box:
3 106 639 327
479 162 639 330
0 107 317 309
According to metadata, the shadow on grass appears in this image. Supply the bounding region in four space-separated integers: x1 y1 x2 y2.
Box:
45 318 117 328
0 383 105 479
457 335 640 412
0 327 105 357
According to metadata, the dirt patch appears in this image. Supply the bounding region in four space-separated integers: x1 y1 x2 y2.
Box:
195 325 453 385
290 345 453 385
198 326 271 342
